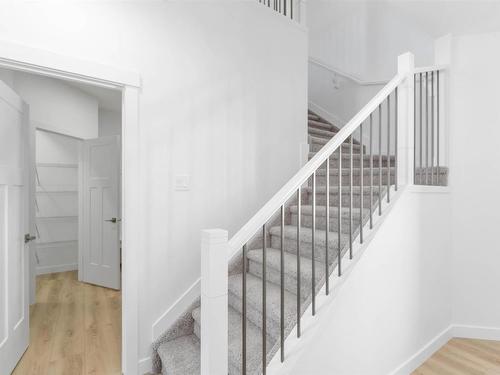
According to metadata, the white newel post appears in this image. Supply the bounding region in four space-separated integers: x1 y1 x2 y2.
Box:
201 229 228 375
397 52 415 187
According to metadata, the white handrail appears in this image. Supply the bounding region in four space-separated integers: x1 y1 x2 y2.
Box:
414 65 448 74
309 57 389 86
228 72 406 255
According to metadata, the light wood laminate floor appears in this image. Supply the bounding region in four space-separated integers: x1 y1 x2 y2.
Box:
12 271 121 375
413 338 500 375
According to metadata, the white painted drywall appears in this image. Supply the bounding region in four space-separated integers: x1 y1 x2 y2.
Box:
13 72 98 139
98 108 121 137
0 1 308 361
449 31 500 331
307 1 435 132
278 189 452 375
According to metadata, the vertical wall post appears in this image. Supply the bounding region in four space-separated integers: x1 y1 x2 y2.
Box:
434 34 452 179
201 229 228 375
299 0 307 27
397 52 415 187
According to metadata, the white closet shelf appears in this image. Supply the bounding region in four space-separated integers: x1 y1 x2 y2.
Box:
36 215 78 220
36 162 78 168
36 188 78 193
36 239 78 246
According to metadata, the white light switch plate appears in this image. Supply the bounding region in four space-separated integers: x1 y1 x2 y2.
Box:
175 175 191 191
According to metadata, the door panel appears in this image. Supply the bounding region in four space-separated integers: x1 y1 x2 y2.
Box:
81 136 120 290
0 80 30 375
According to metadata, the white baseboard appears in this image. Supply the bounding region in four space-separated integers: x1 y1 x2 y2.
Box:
152 279 200 340
138 356 152 375
36 262 78 275
308 100 347 128
389 324 500 375
388 325 453 375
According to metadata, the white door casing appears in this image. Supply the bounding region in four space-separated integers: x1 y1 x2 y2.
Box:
0 80 31 375
80 136 121 290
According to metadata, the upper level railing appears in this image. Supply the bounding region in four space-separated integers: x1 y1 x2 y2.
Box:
257 0 305 24
200 52 448 374
413 66 447 186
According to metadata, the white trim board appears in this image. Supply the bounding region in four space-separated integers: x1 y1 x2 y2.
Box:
309 57 389 86
152 279 200 340
0 39 140 88
0 40 142 374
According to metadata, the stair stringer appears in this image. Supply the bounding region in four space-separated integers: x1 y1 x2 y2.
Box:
266 184 405 374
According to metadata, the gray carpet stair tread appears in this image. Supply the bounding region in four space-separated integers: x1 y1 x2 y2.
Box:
303 185 388 195
315 167 395 176
191 306 271 374
289 204 370 217
308 119 335 131
269 225 349 248
308 127 337 138
247 247 322 284
309 151 394 161
158 334 200 375
228 273 297 338
309 135 363 149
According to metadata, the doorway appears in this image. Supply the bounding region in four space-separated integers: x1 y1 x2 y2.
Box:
0 57 134 374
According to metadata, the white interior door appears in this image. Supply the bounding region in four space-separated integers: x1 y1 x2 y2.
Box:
0 80 31 375
80 136 121 290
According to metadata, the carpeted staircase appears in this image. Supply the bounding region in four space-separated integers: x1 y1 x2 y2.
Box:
151 111 433 374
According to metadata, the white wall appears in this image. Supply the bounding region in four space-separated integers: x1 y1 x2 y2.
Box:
449 31 500 331
279 189 452 375
0 1 308 362
307 1 434 132
99 108 121 137
14 72 98 139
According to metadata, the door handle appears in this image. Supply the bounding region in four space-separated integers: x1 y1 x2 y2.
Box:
24 234 36 243
105 218 121 223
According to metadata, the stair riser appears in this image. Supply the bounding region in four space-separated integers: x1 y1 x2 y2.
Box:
304 191 385 207
310 155 395 168
315 174 395 186
291 213 363 232
308 128 337 138
310 141 363 152
270 234 347 263
248 260 311 298
228 291 289 341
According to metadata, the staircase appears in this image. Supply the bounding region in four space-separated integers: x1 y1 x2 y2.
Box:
152 111 395 374
152 55 450 374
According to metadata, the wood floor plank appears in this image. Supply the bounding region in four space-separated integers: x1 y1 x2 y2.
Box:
12 271 121 375
413 338 500 375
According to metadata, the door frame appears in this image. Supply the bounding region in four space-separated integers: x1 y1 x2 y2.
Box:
0 40 142 374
